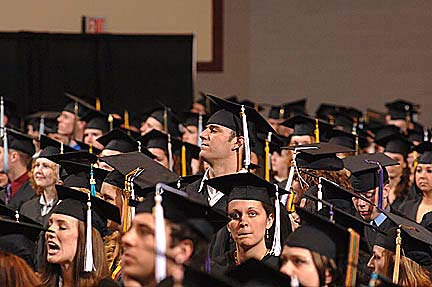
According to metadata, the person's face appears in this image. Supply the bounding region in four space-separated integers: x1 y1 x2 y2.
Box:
140 117 163 136
33 158 57 188
271 150 290 174
148 148 169 168
83 128 104 150
57 111 76 136
181 125 198 145
384 152 406 178
27 125 39 138
268 118 281 135
227 200 273 250
367 245 386 275
101 182 123 231
199 124 240 164
191 103 206 115
280 246 320 287
415 163 432 194
122 213 175 284
98 149 122 171
352 186 388 221
290 135 314 146
45 213 79 266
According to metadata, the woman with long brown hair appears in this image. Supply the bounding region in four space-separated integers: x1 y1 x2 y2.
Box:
39 186 121 287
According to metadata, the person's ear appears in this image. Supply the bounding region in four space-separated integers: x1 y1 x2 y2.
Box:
232 136 244 151
172 239 194 264
266 213 274 229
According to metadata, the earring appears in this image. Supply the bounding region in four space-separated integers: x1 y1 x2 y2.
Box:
229 232 233 243
266 229 269 240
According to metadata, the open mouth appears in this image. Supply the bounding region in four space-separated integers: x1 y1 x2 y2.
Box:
47 241 61 254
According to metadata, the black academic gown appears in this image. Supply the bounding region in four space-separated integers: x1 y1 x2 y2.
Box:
20 196 58 226
182 178 228 213
211 251 280 276
0 180 36 210
364 218 393 253
395 195 422 221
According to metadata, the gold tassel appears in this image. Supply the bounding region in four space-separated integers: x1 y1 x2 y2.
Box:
264 139 270 181
96 98 101 111
314 118 320 143
393 226 402 284
345 228 360 287
124 110 130 129
286 190 295 213
108 114 114 131
181 145 187 177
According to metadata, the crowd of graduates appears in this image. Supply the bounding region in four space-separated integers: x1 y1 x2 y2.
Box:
0 92 431 287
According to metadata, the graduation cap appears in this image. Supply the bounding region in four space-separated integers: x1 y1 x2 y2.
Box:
0 217 45 268
100 151 179 190
63 92 95 119
373 124 401 140
205 94 276 170
385 99 418 122
181 111 209 128
136 183 229 242
329 111 355 132
0 202 43 225
82 110 111 134
0 128 35 156
103 169 125 190
133 174 203 198
97 128 155 157
412 141 432 164
75 140 102 155
39 134 75 154
206 172 289 256
315 103 341 120
45 150 98 165
284 142 353 171
287 207 361 286
225 258 292 287
375 210 432 273
239 99 265 112
25 111 59 135
268 99 307 120
328 128 366 151
54 184 121 272
142 106 181 138
58 160 109 192
374 132 412 157
343 153 399 193
281 115 333 142
407 122 430 143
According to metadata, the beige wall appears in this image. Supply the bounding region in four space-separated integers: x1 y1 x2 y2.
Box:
198 0 431 124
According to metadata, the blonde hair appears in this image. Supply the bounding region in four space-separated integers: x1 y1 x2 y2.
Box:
29 158 58 196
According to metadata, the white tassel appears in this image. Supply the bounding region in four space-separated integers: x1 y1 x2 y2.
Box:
154 184 166 283
317 177 323 211
240 105 251 170
197 114 203 147
282 165 295 205
0 96 4 138
167 134 173 171
84 198 93 272
270 189 281 256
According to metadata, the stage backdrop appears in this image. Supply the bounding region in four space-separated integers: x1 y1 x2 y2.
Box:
0 32 194 119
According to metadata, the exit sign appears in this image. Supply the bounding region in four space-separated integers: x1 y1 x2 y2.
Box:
82 16 105 34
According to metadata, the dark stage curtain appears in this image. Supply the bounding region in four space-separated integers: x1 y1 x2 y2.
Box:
0 32 194 119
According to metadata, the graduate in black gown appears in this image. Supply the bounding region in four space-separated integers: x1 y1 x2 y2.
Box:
207 172 289 274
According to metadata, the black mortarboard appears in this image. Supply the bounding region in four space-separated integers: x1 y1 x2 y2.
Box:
136 184 229 242
374 132 411 157
45 150 98 165
0 202 42 225
39 135 75 154
97 129 155 157
239 99 265 112
55 185 121 226
0 217 44 242
0 128 35 155
133 174 202 198
284 142 353 171
82 110 110 133
25 111 59 135
315 103 340 120
407 122 430 143
375 211 432 269
103 169 125 190
385 99 418 121
38 146 61 158
330 111 355 131
225 258 292 287
287 207 353 260
373 124 401 140
413 141 432 164
140 129 182 153
343 153 399 192
0 218 45 268
206 172 289 206
59 160 108 191
181 111 209 128
281 115 332 137
328 128 366 150
62 92 94 119
99 151 179 190
268 99 307 120
206 94 276 135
